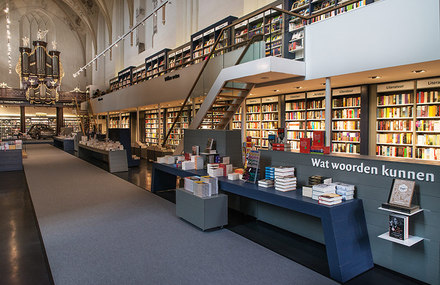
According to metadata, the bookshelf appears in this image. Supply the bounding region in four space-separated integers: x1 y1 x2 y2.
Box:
246 98 262 147
132 65 146 85
261 96 279 148
331 87 361 154
0 116 21 139
117 66 135 89
305 90 326 138
145 49 170 80
191 16 237 64
145 108 161 145
165 106 191 147
415 78 440 160
287 0 373 26
109 113 130 129
285 93 306 151
63 117 81 132
168 43 192 70
25 116 56 133
287 1 308 60
109 77 119 92
264 6 284 57
232 106 242 130
376 81 415 158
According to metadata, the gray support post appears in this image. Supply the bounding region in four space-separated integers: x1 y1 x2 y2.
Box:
325 77 331 147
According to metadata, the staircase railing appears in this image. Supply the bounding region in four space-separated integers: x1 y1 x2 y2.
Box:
161 34 263 147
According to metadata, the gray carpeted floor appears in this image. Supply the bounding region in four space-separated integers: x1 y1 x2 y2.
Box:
23 144 338 285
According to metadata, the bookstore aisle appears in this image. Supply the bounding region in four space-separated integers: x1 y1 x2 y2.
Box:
22 144 337 285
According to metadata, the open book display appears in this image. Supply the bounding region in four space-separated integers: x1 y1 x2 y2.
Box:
382 179 420 214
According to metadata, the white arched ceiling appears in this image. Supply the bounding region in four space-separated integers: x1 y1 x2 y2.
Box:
20 9 56 45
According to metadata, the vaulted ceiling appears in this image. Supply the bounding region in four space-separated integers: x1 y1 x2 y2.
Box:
1 0 135 56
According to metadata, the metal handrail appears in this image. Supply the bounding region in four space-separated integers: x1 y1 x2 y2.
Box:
161 33 264 147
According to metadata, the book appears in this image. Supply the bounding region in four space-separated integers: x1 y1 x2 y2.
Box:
389 214 409 240
192 145 199 155
302 185 313 198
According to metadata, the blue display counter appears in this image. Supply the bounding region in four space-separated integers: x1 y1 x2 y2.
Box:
53 137 74 152
151 162 373 283
0 149 23 172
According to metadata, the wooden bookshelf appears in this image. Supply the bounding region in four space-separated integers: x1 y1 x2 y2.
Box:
0 116 21 139
168 43 192 70
261 96 279 148
245 98 262 147
117 66 135 89
191 16 237 64
415 78 440 160
145 49 170 80
285 93 306 151
132 65 146 85
376 81 415 158
232 107 242 130
331 87 361 154
145 108 161 145
305 90 326 138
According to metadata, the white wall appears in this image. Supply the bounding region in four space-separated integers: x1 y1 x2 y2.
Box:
90 0 279 90
305 0 440 79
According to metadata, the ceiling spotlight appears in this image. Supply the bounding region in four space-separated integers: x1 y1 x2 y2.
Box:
115 44 118 47
261 76 269 79
321 83 326 86
370 76 381 79
296 86 302 89
412 70 426 74
273 89 280 92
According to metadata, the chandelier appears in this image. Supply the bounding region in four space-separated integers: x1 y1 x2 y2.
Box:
16 30 64 104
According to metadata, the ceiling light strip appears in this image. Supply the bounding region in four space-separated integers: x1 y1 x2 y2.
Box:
73 0 169 77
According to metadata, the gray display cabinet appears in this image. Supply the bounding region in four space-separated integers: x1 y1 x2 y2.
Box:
176 188 228 231
78 144 128 173
0 149 23 172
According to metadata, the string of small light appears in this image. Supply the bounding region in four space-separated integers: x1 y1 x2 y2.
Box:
73 0 169 78
4 2 12 74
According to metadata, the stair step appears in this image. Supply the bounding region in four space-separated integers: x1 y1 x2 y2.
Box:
222 86 250 92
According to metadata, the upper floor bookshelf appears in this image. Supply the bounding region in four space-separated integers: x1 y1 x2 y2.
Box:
191 16 237 64
145 49 170 80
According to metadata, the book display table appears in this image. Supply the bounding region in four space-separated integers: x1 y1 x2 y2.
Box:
78 144 128 173
0 149 23 171
152 162 373 283
53 137 74 152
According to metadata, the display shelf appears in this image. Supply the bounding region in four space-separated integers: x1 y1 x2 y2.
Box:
415 78 440 160
245 98 262 147
378 233 423 247
109 77 119 92
109 113 130 129
145 108 161 145
132 65 146 85
117 66 135 89
191 16 236 64
145 49 170 80
305 90 325 138
378 207 424 216
232 107 242 130
376 81 415 159
0 116 21 140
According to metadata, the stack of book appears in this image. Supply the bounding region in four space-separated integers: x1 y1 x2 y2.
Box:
275 176 297 192
265 166 275 180
309 175 332 185
389 214 409 240
318 193 343 206
330 182 355 201
312 184 336 200
194 181 210 198
274 167 297 192
258 179 274 188
302 185 313 198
